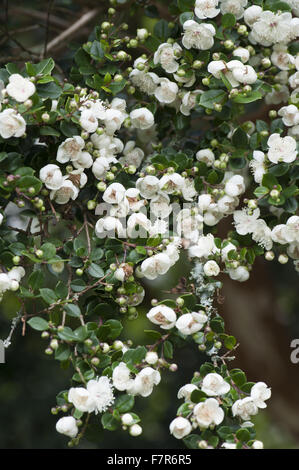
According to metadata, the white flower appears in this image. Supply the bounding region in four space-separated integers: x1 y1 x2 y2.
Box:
79 109 98 133
73 151 93 169
182 20 216 50
0 213 3 225
92 157 110 179
217 195 238 215
249 150 266 184
159 173 184 194
80 99 107 119
145 351 159 365
233 208 260 235
271 44 294 71
153 43 182 73
141 253 173 280
56 136 85 163
68 387 95 413
227 266 249 282
196 149 215 166
86 376 114 413
231 64 257 84
193 398 224 428
250 382 271 409
154 78 178 104
169 417 192 439
250 11 293 46
95 216 126 238
137 28 149 40
103 183 126 204
120 141 144 168
267 133 297 164
182 178 197 201
176 312 207 335
244 5 262 26
0 108 26 139
6 74 36 102
147 304 177 330
39 164 63 190
220 0 248 20
203 260 220 276
50 179 79 204
130 108 154 129
225 174 245 197
201 373 230 396
127 212 151 238
252 219 273 250
150 192 172 218
265 85 289 105
176 208 203 241
130 367 161 397
130 424 143 436
232 397 258 420
0 273 12 293
278 105 299 127
104 108 126 135
180 90 202 116
136 175 160 199
56 416 78 438
8 266 25 282
198 194 212 212
222 442 237 449
195 0 220 19
233 47 250 63
122 413 134 425
112 362 133 391
177 383 198 400
252 440 264 449
130 69 160 95
189 234 217 258
221 242 237 261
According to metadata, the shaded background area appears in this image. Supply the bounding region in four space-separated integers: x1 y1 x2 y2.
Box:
0 0 299 450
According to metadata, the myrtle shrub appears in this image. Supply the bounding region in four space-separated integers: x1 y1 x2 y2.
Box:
0 0 298 449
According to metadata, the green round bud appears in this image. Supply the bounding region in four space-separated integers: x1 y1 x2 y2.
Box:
87 200 96 210
105 284 113 292
106 172 115 181
91 357 100 366
97 181 107 192
76 268 84 276
129 39 138 48
41 112 50 122
12 255 20 265
202 77 210 86
45 347 53 355
117 51 127 61
101 21 111 31
41 331 50 339
50 339 59 350
35 249 43 258
192 60 203 69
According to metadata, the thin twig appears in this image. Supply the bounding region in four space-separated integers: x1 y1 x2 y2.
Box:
43 0 55 59
46 8 100 53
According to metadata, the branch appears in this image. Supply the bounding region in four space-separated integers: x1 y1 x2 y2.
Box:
46 8 100 53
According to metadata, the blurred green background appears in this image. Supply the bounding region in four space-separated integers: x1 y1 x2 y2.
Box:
1 0 299 449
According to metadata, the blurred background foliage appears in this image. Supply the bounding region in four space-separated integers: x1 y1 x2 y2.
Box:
0 0 299 449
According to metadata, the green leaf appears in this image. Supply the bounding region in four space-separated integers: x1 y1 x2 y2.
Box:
41 243 56 260
178 0 195 11
236 428 250 443
224 335 237 350
90 41 105 60
232 90 262 103
28 270 44 290
262 173 278 189
101 412 119 431
88 263 104 278
199 89 226 109
190 389 207 403
64 304 81 318
37 82 62 99
164 340 173 359
39 126 60 137
253 185 269 197
58 327 76 342
221 13 236 28
115 394 135 413
183 434 199 449
39 288 58 304
18 175 42 193
154 20 170 40
27 316 49 331
232 127 248 149
230 368 246 387
55 344 71 361
123 346 147 365
105 319 123 340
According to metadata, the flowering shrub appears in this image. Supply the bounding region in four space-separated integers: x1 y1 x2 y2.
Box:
0 0 299 449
